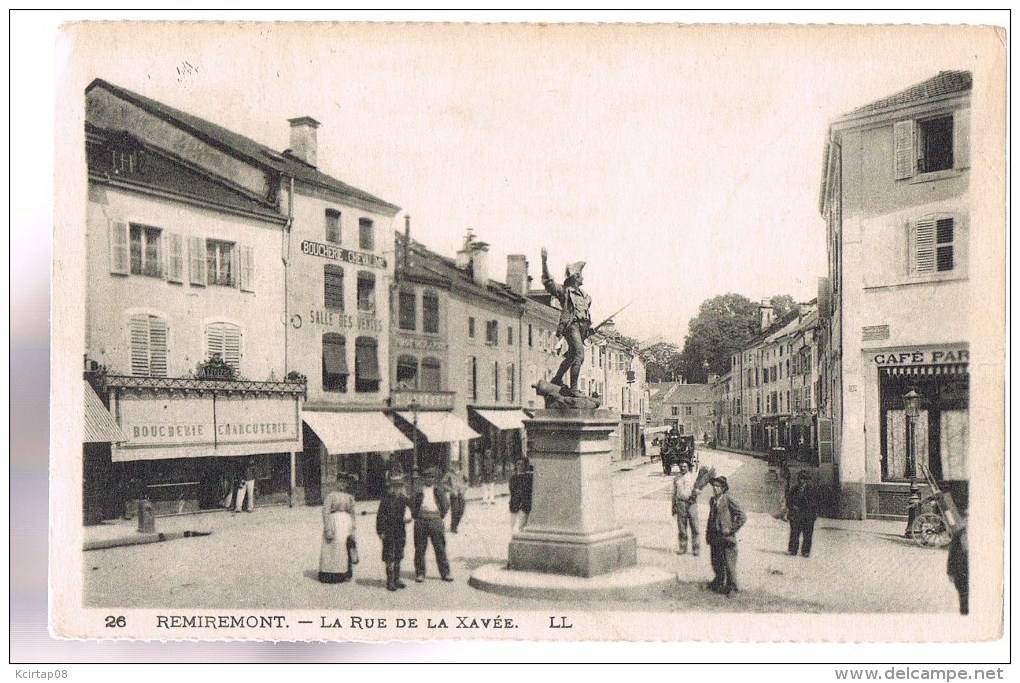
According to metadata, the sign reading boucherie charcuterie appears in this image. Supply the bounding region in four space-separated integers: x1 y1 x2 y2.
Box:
872 347 969 365
301 240 386 269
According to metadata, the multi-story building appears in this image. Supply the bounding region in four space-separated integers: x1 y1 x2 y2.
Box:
658 382 714 442
819 71 972 519
83 80 306 520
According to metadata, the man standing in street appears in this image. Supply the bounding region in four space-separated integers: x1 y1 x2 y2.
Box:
671 460 701 555
445 466 468 534
234 456 257 513
376 473 410 591
509 458 534 533
706 475 746 596
412 468 454 583
786 469 821 557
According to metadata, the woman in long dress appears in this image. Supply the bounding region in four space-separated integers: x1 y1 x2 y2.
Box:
318 475 357 584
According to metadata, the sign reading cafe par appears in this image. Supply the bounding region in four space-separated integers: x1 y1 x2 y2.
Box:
872 347 969 366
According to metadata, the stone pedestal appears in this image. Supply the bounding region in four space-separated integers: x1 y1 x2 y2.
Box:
508 409 636 577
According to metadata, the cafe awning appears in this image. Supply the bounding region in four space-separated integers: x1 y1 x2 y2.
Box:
83 381 128 444
303 410 412 455
471 408 530 431
395 411 480 443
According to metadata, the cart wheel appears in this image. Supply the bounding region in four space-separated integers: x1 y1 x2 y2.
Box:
911 512 951 548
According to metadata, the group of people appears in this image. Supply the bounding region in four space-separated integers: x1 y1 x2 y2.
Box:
671 461 823 597
317 458 533 591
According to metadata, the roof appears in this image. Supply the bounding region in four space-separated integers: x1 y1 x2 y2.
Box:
847 70 972 118
661 383 712 405
87 79 400 215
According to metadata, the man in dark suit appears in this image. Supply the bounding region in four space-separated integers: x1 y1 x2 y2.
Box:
376 473 410 591
786 469 821 557
706 475 746 596
411 468 454 583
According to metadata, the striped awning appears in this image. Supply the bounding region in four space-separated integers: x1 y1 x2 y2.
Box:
471 408 530 431
881 364 969 377
395 411 480 443
83 381 128 443
303 410 412 455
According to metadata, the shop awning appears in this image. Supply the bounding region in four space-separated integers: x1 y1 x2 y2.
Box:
83 381 128 443
396 411 480 443
881 364 969 377
472 408 530 431
303 411 412 455
643 425 671 435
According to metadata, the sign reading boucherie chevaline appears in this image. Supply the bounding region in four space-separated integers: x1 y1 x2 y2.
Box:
111 394 302 462
300 240 386 269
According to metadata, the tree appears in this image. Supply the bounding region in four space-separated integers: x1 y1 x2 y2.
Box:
677 293 761 384
639 341 682 383
769 294 797 322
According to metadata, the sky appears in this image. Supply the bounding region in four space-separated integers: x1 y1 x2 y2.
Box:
33 13 1000 347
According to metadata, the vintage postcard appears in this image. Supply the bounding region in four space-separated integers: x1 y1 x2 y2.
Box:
49 21 1006 643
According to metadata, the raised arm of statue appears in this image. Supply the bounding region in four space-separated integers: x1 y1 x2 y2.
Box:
541 248 564 300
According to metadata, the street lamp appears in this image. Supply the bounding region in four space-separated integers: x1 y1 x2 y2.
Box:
903 389 922 538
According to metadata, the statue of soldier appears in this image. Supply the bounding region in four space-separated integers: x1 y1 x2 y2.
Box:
541 247 593 397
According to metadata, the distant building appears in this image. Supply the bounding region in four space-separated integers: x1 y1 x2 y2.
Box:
819 71 972 519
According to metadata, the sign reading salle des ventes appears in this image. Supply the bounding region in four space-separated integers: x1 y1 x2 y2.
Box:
111 393 302 462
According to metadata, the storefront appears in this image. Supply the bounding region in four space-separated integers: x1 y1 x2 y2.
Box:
866 345 969 518
391 405 480 475
99 374 304 517
467 407 529 484
83 380 129 524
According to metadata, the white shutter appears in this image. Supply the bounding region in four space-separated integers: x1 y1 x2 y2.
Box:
129 314 150 376
239 245 255 292
189 237 206 286
166 233 184 282
954 108 970 170
223 325 242 371
149 317 169 377
893 119 916 180
206 323 225 360
230 244 240 288
109 220 129 275
912 218 937 275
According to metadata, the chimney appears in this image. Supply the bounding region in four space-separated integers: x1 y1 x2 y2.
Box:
506 254 528 296
759 298 775 331
287 116 320 167
470 241 490 286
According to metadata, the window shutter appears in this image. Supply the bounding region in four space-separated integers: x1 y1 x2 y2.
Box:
129 314 150 376
239 245 255 292
912 218 937 275
166 233 184 282
230 244 240 288
223 326 242 371
207 323 225 360
954 108 970 170
149 317 169 377
109 220 129 275
189 237 206 286
893 119 915 180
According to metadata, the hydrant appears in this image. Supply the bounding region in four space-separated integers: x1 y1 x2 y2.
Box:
137 499 156 534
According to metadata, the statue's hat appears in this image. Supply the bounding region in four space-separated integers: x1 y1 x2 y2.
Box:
565 261 586 279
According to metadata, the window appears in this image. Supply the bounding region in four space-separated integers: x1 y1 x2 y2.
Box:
324 265 345 310
421 357 441 392
322 333 348 392
129 314 168 377
467 356 477 400
894 110 969 180
507 326 514 346
325 209 341 243
917 115 954 173
358 218 374 251
206 240 235 286
684 406 693 416
422 291 440 334
205 322 242 372
493 361 500 402
396 354 418 389
398 289 416 330
911 216 960 276
468 317 476 339
357 272 376 312
354 336 380 393
671 406 680 417
486 320 498 345
506 363 515 403
130 224 162 278
528 324 533 347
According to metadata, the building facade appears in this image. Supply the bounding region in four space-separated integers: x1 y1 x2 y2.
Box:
820 71 972 519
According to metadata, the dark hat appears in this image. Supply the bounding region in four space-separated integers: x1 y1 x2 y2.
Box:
710 476 729 491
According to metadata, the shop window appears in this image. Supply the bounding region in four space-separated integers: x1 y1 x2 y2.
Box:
129 313 168 377
422 291 440 334
354 336 380 393
322 333 348 393
398 289 416 330
911 216 960 276
359 218 374 251
421 357 442 392
205 322 242 372
128 224 163 278
396 354 418 389
325 209 341 244
486 320 498 345
324 265 344 310
357 272 376 313
206 239 235 287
